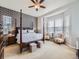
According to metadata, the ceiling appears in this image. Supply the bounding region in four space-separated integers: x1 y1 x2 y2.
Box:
0 0 77 17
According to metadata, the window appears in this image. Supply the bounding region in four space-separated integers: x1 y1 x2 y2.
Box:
47 14 70 37
64 15 70 38
3 15 12 34
48 20 54 33
54 16 63 35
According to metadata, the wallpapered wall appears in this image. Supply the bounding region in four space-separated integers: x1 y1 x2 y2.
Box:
0 6 36 29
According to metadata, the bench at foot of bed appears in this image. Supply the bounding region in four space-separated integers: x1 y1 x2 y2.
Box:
29 41 43 52
29 43 37 52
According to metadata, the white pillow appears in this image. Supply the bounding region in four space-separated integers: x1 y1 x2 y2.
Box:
22 30 27 33
28 30 34 33
18 29 20 33
18 29 28 34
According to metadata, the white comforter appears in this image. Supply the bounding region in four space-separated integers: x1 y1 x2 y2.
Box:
17 32 43 43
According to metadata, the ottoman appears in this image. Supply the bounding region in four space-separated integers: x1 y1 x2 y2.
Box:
37 41 43 48
29 43 37 52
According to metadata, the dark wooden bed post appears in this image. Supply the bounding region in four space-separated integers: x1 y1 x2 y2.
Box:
20 9 22 53
43 17 45 43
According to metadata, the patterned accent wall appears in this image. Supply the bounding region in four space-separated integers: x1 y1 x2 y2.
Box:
0 6 36 29
0 6 18 27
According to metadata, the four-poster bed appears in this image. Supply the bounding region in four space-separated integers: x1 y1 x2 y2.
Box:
20 9 22 53
17 9 45 53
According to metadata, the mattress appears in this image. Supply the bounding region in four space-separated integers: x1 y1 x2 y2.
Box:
17 32 43 43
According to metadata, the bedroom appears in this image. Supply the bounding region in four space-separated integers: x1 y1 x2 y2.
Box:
0 0 79 59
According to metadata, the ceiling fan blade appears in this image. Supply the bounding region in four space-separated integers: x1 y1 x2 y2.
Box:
40 5 46 8
28 5 34 8
39 0 44 4
31 0 36 4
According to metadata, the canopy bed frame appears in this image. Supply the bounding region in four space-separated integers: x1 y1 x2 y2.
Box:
19 9 45 53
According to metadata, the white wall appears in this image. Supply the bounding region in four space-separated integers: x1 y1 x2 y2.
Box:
69 1 79 48
37 17 43 33
38 0 79 49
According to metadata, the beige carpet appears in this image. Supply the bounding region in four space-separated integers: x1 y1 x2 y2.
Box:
4 41 77 59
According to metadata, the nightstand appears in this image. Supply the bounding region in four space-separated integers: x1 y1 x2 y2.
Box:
7 34 16 45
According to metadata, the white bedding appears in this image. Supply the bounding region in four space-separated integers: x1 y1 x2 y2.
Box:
17 32 43 43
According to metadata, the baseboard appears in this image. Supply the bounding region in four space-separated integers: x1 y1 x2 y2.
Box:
66 43 76 49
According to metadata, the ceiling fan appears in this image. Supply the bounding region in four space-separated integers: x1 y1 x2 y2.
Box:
28 0 46 11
